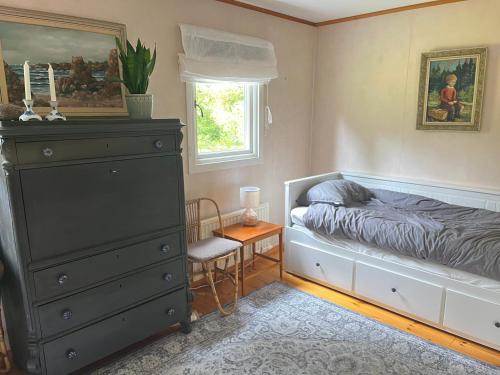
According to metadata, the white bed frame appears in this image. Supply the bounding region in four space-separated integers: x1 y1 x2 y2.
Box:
284 171 500 351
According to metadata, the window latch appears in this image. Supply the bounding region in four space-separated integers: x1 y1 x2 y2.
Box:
194 101 204 118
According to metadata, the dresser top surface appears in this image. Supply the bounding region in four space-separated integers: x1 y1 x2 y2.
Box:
0 118 183 137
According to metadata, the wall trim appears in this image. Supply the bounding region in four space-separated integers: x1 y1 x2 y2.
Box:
316 0 465 26
216 0 465 27
215 0 316 26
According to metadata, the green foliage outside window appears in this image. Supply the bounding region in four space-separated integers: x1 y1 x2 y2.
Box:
195 83 246 154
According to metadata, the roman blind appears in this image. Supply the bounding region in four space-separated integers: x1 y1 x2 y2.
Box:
178 24 278 84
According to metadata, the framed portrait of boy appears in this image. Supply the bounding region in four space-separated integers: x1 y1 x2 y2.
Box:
416 47 487 131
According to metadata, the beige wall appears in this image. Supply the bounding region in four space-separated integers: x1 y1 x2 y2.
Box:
312 0 500 190
5 0 499 223
2 0 317 223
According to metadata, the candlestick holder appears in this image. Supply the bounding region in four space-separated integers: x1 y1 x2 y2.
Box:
45 101 66 121
19 99 42 121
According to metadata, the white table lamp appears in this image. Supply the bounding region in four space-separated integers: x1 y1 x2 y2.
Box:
240 186 260 226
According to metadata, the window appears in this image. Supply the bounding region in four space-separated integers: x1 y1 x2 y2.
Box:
179 24 277 173
186 82 262 173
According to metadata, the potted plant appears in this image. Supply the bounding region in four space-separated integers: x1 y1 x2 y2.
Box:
115 38 156 119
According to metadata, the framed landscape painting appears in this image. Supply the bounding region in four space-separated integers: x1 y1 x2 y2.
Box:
416 47 487 131
0 6 127 117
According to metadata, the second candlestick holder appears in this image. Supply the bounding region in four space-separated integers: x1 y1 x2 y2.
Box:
45 101 66 121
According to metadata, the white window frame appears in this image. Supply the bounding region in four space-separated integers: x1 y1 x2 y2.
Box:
186 82 264 174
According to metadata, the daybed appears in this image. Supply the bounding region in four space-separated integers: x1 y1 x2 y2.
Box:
284 172 500 350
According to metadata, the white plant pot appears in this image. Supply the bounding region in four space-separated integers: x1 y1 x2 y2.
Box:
126 94 153 119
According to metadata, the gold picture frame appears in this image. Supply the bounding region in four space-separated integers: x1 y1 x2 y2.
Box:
0 5 128 117
416 47 487 131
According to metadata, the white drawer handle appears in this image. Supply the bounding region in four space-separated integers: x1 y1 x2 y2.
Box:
66 349 78 360
57 274 69 285
43 147 54 158
154 140 164 149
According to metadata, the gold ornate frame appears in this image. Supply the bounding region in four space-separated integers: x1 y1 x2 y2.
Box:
0 5 127 117
416 47 487 131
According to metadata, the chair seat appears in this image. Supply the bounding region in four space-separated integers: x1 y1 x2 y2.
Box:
188 237 241 262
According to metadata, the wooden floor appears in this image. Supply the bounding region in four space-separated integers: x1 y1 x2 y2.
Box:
8 248 500 373
192 247 500 367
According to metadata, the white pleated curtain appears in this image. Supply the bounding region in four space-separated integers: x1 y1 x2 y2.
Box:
178 24 278 84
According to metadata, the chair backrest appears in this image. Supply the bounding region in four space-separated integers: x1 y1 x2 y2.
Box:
185 198 224 244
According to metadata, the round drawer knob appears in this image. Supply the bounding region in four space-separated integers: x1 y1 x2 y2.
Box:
57 274 69 285
160 244 170 254
42 147 54 158
315 263 320 267
495 322 500 328
166 308 175 316
391 288 397 293
163 273 173 282
66 349 78 360
61 309 73 320
154 140 164 149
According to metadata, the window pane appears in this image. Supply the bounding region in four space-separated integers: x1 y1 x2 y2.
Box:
195 83 247 154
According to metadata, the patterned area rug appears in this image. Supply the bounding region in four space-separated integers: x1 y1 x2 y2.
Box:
95 283 499 374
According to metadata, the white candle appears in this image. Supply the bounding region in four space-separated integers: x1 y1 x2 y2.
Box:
48 63 56 102
23 61 31 101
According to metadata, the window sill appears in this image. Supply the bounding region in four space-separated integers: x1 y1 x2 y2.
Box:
188 154 263 174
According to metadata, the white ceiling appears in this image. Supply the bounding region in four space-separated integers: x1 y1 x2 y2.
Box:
239 0 437 23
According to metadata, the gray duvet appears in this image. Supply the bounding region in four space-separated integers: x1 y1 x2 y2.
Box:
303 189 500 281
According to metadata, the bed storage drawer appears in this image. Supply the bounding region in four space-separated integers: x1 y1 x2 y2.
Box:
354 262 444 324
443 290 500 349
42 288 186 375
286 240 354 291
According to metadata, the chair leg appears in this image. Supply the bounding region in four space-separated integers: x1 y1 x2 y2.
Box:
189 261 194 285
223 257 229 276
213 259 218 283
202 251 239 316
0 316 11 374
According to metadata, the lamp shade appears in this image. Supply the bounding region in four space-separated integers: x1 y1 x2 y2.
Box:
240 186 260 209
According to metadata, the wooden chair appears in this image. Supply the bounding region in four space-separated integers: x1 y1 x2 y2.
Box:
186 198 241 316
0 261 11 373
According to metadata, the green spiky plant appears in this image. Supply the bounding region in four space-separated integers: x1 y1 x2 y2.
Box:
115 38 156 94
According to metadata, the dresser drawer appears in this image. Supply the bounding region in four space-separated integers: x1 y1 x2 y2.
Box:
43 287 187 375
22 156 182 261
286 240 354 291
38 258 184 338
443 290 500 349
33 232 182 301
16 135 175 164
354 262 444 324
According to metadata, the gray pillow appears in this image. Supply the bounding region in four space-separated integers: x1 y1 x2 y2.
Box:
296 179 373 207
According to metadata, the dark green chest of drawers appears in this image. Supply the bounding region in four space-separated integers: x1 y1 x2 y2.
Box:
0 119 191 374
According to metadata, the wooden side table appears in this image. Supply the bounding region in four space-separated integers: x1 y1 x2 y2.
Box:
213 221 283 296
